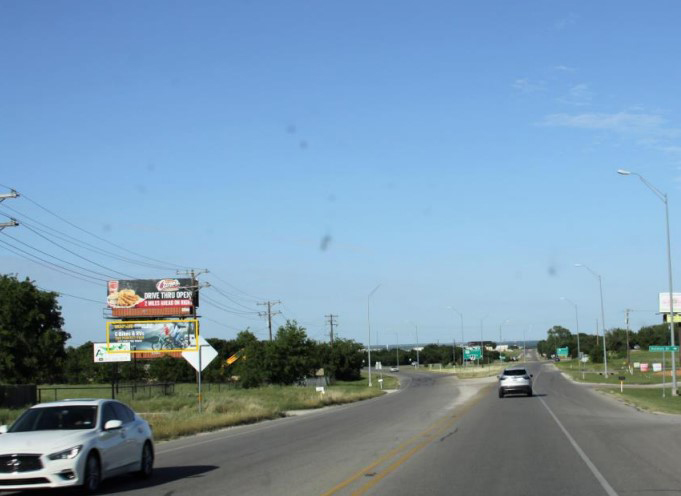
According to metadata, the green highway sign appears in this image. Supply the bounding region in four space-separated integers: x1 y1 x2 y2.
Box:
649 345 680 352
464 346 482 360
556 347 569 358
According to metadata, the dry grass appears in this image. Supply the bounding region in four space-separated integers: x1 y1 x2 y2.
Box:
2 379 394 441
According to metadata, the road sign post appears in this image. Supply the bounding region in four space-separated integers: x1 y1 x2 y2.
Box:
649 345 679 352
648 346 678 398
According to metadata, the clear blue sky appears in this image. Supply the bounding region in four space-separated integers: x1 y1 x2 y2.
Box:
2 1 681 347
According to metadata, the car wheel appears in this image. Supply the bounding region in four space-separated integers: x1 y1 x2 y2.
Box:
139 441 154 478
83 453 101 494
527 388 533 397
498 389 504 398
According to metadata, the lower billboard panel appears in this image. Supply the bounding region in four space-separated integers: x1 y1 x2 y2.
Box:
106 319 199 353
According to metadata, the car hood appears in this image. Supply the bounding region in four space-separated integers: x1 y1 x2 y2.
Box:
0 429 93 455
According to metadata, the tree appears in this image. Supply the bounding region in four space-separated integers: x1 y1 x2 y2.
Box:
232 330 268 388
264 321 317 385
318 338 364 380
0 275 70 384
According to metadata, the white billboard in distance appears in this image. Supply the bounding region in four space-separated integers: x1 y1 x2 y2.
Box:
659 293 681 313
93 342 131 363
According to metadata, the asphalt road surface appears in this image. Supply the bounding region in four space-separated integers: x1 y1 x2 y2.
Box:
31 359 681 496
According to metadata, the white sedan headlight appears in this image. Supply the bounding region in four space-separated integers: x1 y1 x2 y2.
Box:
48 445 83 460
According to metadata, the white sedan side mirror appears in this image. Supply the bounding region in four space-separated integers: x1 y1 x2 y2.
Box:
104 420 123 431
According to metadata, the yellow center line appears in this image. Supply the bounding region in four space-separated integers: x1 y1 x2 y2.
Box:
351 416 459 495
319 415 454 496
321 383 492 496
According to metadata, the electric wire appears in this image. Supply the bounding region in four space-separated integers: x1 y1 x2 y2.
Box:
205 283 260 312
37 287 102 305
0 237 105 285
0 205 179 271
1 232 113 280
209 272 263 302
201 296 262 318
8 187 189 270
21 223 139 279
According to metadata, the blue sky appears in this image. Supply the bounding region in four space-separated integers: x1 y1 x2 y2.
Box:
2 1 681 347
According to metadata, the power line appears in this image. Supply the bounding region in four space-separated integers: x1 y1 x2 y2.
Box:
0 205 178 271
37 287 102 305
1 232 113 280
205 283 260 312
13 188 190 270
20 223 139 279
209 273 263 302
0 237 104 285
201 296 262 318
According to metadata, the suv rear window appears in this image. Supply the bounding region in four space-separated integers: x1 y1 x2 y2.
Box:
504 369 527 376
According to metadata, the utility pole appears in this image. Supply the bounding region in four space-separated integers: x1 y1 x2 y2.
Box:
326 314 338 347
624 308 632 368
258 301 281 341
0 189 19 232
176 268 209 412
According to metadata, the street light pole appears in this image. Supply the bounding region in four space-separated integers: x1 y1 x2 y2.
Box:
575 264 609 375
561 297 582 378
448 307 464 366
618 169 677 395
367 284 381 387
480 314 489 367
409 322 420 367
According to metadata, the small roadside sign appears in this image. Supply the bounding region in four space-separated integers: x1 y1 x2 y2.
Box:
649 345 679 352
182 336 218 372
94 342 131 363
375 361 382 370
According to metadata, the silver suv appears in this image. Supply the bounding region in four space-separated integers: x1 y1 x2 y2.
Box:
498 367 533 398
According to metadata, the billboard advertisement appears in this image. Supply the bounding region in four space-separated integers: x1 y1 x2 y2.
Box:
107 278 198 318
658 292 681 313
106 319 199 353
93 342 131 362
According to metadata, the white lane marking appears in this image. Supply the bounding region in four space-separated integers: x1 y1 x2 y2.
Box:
540 398 619 496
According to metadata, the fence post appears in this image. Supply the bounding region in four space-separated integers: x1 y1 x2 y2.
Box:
54 389 57 402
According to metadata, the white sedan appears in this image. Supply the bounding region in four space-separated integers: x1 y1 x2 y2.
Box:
0 398 154 493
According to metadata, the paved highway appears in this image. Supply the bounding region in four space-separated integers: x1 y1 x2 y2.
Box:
44 359 681 496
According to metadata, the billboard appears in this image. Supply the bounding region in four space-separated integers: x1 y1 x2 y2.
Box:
658 292 681 313
107 279 198 318
106 319 199 353
93 342 131 362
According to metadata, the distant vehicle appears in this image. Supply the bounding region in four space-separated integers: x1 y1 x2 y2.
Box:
553 357 561 362
389 367 399 372
498 368 533 398
0 399 154 493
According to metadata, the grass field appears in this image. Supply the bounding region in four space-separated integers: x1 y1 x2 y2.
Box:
422 362 512 378
0 374 398 441
555 350 681 385
598 387 681 414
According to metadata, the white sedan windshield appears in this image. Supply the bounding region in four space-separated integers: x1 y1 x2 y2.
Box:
9 406 97 432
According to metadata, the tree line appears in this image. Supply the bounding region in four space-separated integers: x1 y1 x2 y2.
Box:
0 274 365 387
537 324 672 362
